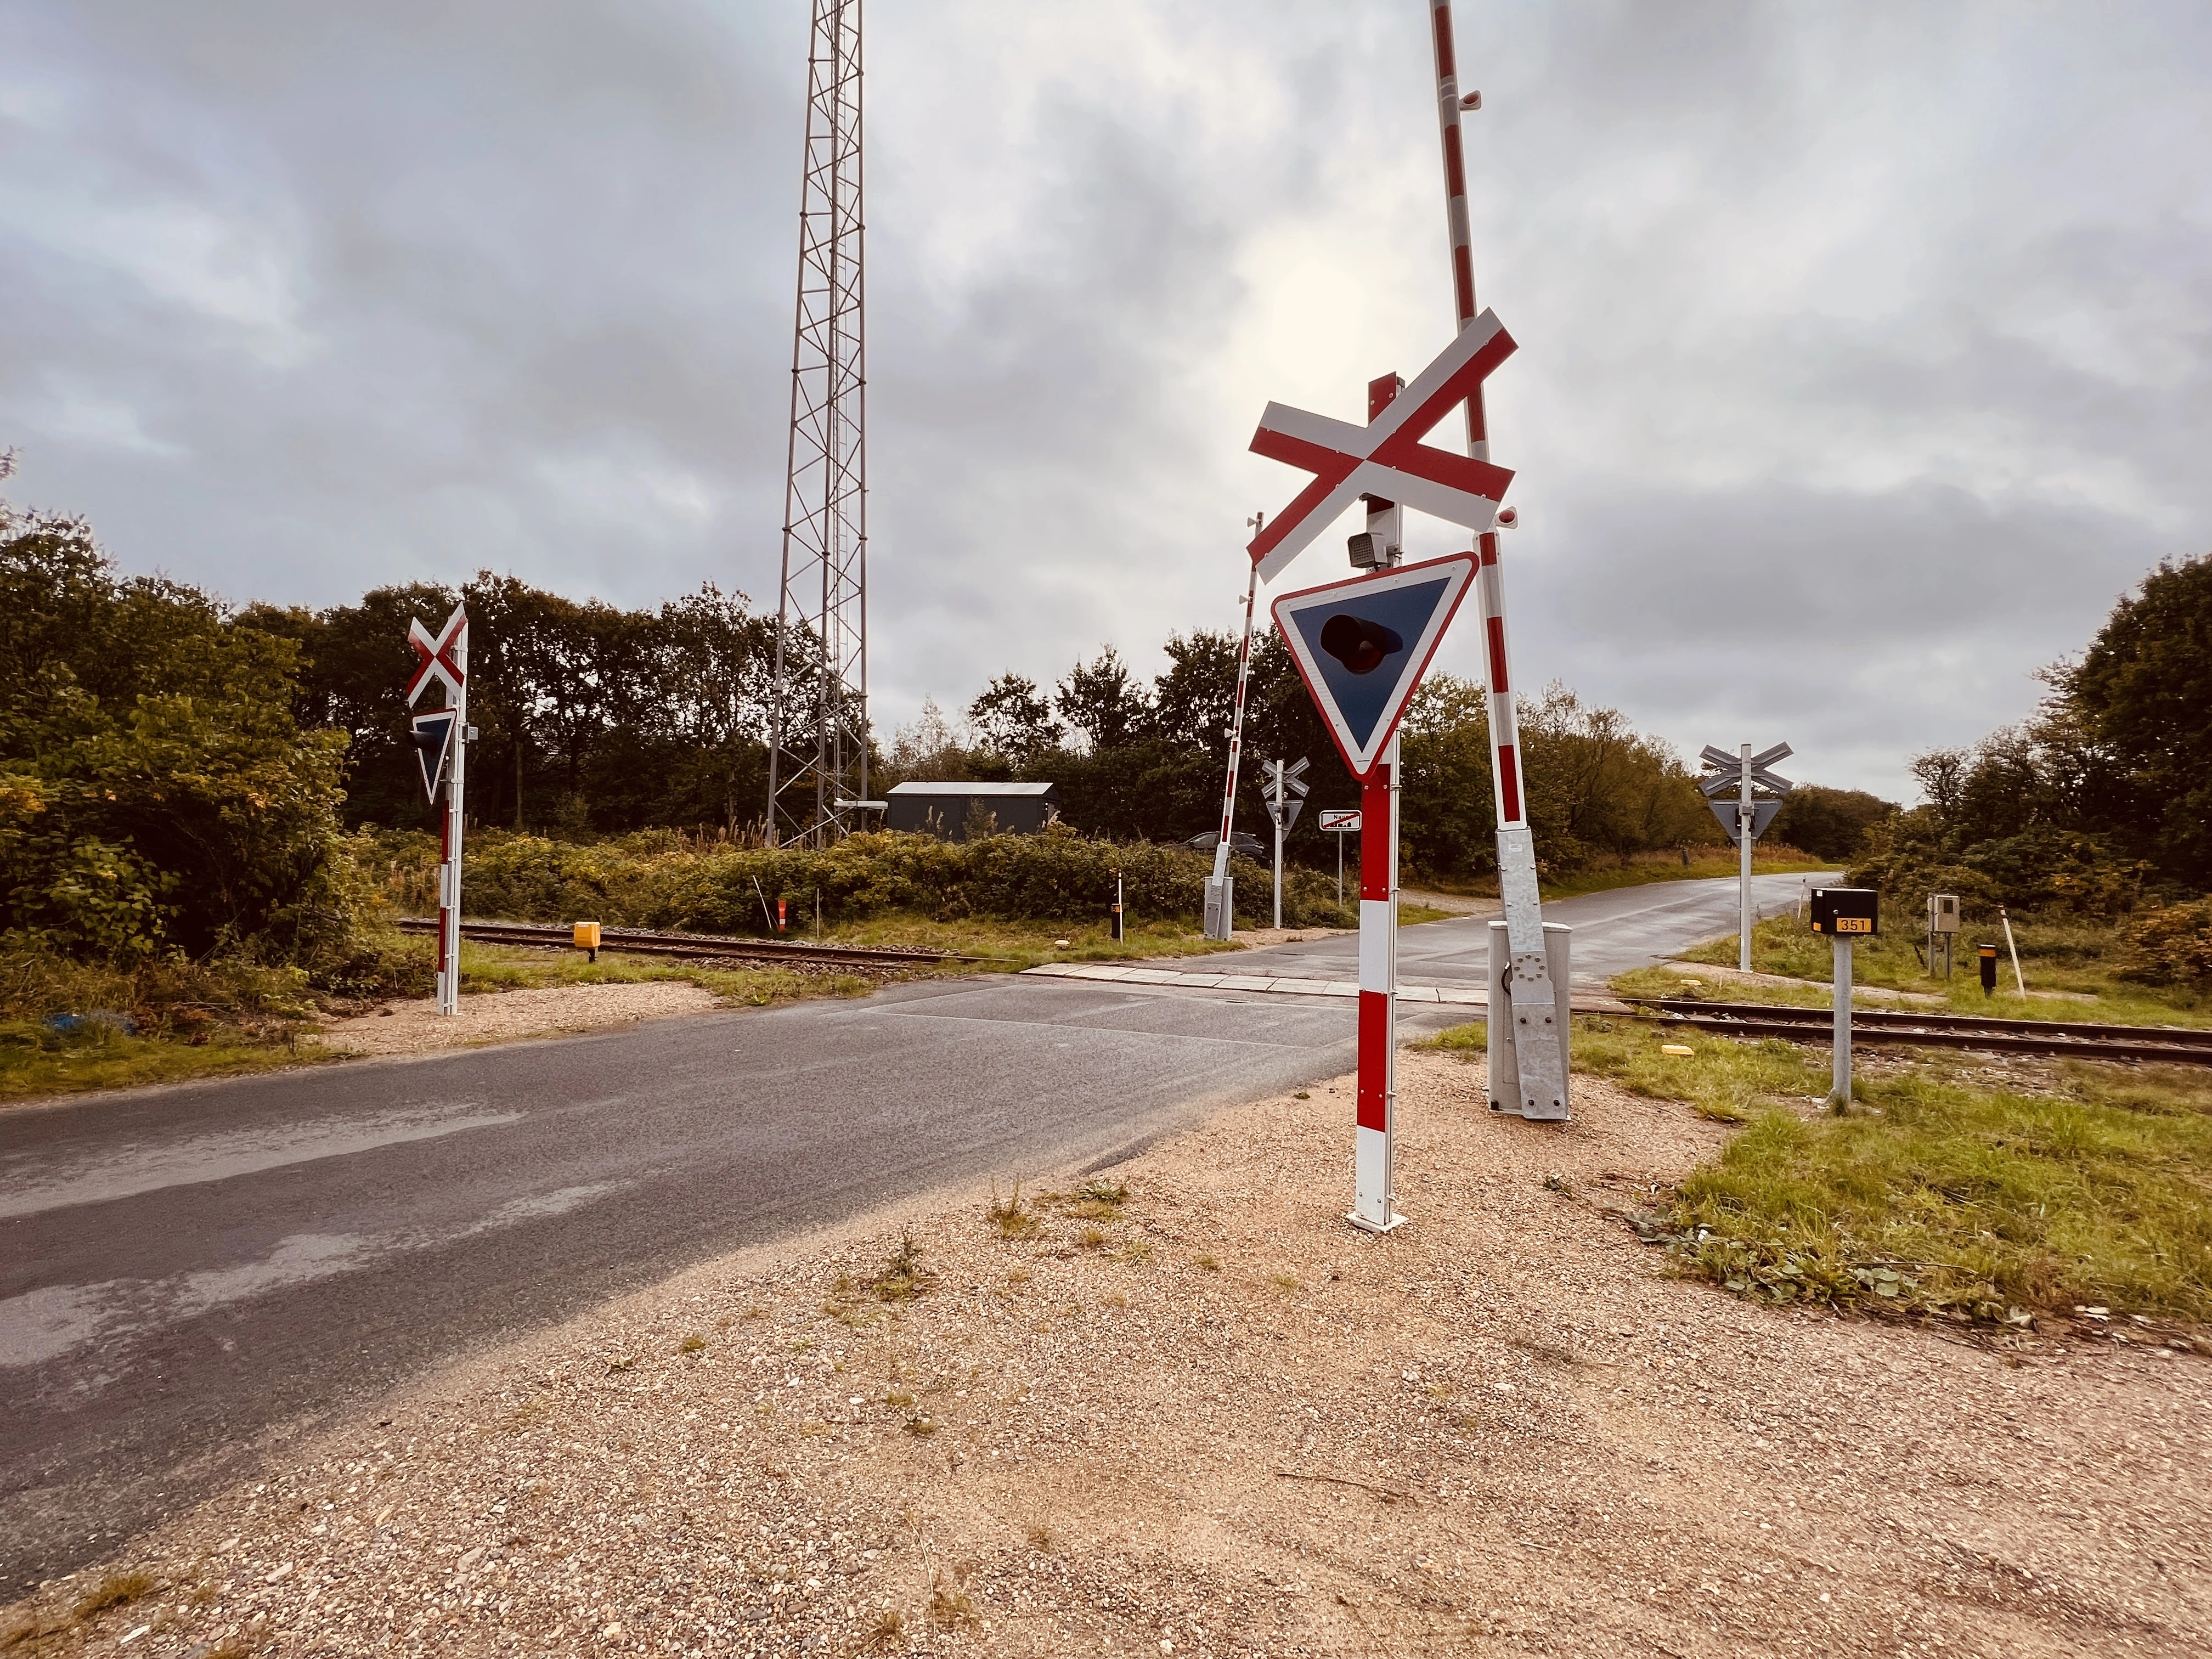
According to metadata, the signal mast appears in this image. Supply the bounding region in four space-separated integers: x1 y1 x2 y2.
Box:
767 0 872 847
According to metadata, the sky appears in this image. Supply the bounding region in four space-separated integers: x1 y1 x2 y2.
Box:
3 0 2208 801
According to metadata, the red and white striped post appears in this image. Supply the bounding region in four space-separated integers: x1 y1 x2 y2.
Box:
1351 374 1407 1233
1429 0 1567 1118
1351 730 1404 1232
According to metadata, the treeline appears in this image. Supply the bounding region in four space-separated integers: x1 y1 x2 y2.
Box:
246 575 781 834
1851 553 2211 978
898 642 1735 881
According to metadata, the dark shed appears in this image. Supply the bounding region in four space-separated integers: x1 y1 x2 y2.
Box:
884 781 1060 842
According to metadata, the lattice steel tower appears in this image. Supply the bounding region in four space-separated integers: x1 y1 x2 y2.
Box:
767 0 868 847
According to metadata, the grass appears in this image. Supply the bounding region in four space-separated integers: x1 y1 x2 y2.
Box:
0 932 888 1110
986 1182 1041 1239
0 1017 316 1105
1663 913 2212 1029
1430 1013 2212 1325
811 912 1255 969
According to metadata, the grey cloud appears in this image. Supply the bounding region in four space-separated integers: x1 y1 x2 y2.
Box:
3 0 2207 803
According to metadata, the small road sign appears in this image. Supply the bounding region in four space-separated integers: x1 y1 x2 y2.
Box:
1318 809 1362 833
1246 313 1517 579
409 711 457 804
406 603 469 707
1273 554 1476 780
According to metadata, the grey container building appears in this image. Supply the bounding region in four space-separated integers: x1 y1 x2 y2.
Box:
884 781 1061 842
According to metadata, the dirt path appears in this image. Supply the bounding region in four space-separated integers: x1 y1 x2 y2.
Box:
9 1052 2204 1658
314 982 723 1058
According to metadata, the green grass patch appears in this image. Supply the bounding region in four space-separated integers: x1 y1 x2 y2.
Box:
1671 913 2212 1029
452 941 874 1005
1426 1013 2212 1324
0 1018 318 1105
795 912 1252 969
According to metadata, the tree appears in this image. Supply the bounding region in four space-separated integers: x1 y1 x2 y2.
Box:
2064 553 2212 887
1768 785 1896 862
1056 647 1150 752
967 674 1062 766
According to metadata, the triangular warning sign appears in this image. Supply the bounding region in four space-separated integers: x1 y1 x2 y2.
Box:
1709 797 1784 847
1272 554 1476 782
410 710 456 804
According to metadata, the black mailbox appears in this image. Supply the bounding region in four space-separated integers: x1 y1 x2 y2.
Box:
1810 887 1880 938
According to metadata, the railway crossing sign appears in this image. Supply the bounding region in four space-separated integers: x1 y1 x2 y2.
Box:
1245 313 1517 579
1709 797 1783 847
1262 756 1310 831
1701 740 1794 971
406 603 469 707
1273 554 1477 781
409 710 457 804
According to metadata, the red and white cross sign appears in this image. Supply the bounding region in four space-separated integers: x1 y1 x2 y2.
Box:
1245 309 1518 580
405 603 469 708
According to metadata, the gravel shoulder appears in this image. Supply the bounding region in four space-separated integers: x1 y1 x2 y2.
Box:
8 1050 2206 1658
314 983 724 1058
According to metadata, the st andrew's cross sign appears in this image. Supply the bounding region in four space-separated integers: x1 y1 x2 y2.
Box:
1244 311 1517 580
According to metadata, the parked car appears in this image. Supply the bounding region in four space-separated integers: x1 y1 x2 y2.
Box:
1184 830 1265 857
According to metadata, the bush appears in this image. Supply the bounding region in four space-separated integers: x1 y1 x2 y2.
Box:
2117 900 2212 986
392 825 1348 931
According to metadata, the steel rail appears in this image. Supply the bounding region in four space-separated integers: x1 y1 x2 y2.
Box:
392 917 980 968
1631 996 2212 1068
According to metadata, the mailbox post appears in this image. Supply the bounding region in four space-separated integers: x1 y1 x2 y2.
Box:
1811 888 1878 1108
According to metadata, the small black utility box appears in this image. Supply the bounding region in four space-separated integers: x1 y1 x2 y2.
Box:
1810 887 1880 937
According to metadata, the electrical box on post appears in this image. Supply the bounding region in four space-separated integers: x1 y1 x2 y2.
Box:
1927 893 1960 934
1811 888 1880 937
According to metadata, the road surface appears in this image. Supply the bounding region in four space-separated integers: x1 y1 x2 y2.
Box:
0 871 1822 1589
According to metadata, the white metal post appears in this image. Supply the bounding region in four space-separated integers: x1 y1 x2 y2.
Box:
1272 815 1284 929
1830 936 1853 1105
1739 742 1754 972
439 682 467 1016
1208 539 1262 939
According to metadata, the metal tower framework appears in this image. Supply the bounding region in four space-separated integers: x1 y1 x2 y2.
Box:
768 0 868 847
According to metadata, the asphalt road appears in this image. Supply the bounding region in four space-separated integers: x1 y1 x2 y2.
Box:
0 871 1823 1589
1192 868 1830 990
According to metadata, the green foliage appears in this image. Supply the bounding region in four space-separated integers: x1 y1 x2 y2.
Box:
400 824 1347 930
1768 783 1896 863
2067 553 2212 888
2118 899 2212 987
1 493 368 969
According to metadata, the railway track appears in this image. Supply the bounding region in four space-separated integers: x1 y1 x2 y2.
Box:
393 917 982 970
1633 996 2212 1068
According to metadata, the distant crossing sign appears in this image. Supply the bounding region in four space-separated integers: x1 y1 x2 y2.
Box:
1262 756 1310 831
1273 554 1476 781
1246 313 1517 579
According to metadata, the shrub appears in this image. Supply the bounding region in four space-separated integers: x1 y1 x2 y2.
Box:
386 825 1348 930
2117 900 2212 986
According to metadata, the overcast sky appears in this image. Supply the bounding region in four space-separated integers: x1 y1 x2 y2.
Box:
4 1 2207 800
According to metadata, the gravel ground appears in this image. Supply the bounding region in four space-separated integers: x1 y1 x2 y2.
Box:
314 984 723 1058
7 1050 2205 1658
